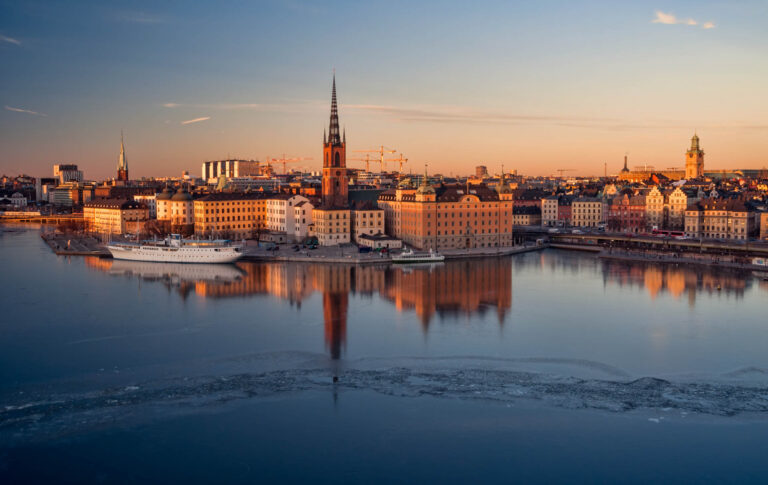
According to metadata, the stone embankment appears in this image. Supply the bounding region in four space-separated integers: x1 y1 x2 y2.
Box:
41 233 108 256
242 243 545 264
598 249 767 272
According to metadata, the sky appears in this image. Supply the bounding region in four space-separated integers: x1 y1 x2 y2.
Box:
1 0 767 179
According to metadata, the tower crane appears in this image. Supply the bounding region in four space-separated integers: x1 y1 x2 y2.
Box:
348 153 376 172
267 154 313 174
385 153 409 173
352 146 396 173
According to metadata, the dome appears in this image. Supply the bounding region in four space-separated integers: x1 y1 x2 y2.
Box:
416 183 435 195
171 187 193 201
156 187 174 200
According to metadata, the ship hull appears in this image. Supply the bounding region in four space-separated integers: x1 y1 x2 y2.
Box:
107 244 243 264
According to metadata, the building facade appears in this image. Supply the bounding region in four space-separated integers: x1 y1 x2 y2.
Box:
265 194 313 242
201 160 262 182
193 193 268 239
378 180 514 250
572 197 604 228
684 198 755 240
84 199 148 235
541 196 559 226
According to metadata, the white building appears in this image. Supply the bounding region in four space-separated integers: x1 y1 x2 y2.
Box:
266 194 313 242
541 196 559 227
133 194 157 218
202 160 261 182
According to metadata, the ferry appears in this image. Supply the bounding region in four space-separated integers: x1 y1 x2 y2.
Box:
391 247 445 264
107 234 243 264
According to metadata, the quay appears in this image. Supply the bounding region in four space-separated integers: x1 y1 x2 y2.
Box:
1 214 83 225
516 226 768 257
597 249 768 272
41 233 108 256
241 242 544 264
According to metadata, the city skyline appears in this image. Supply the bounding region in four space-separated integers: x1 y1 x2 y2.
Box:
2 1 768 179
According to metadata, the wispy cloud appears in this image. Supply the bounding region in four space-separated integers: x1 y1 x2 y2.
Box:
5 105 47 116
162 102 315 112
346 104 619 127
181 116 210 125
652 11 714 29
0 34 21 45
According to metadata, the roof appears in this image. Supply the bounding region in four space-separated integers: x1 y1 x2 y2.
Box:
84 198 146 210
195 192 270 202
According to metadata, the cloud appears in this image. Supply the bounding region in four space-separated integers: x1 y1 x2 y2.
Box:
5 105 47 116
181 116 210 125
652 11 715 29
0 34 21 45
162 102 306 111
346 104 619 127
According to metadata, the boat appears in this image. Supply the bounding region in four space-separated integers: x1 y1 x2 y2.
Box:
391 247 445 264
107 234 243 264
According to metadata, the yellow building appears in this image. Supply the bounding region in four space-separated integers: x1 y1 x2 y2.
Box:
351 202 384 243
378 177 514 250
312 208 351 246
759 212 768 241
684 198 755 240
193 192 267 239
83 199 149 235
572 197 604 228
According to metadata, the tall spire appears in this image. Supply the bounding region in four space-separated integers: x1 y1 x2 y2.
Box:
328 73 341 145
118 131 127 171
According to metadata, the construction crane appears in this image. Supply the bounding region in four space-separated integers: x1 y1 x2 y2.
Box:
385 153 409 173
348 153 377 172
352 146 396 173
267 154 313 174
556 169 575 178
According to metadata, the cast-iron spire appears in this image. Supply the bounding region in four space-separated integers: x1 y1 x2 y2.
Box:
328 74 341 145
118 130 127 170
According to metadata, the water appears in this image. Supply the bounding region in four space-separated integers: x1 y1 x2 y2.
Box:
2 227 768 483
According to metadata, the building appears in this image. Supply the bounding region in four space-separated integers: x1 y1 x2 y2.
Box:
117 133 129 182
168 187 194 234
83 199 148 235
53 164 83 183
351 201 384 243
156 186 173 221
760 212 768 240
202 160 262 182
541 196 559 226
572 197 604 228
193 192 268 239
265 194 313 242
685 133 704 179
684 198 756 240
475 165 488 178
606 193 646 233
357 233 402 249
378 175 514 250
617 155 685 183
512 205 541 226
133 194 157 218
313 75 352 246
646 186 695 231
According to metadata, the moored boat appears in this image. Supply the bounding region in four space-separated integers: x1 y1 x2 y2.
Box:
391 247 445 264
107 234 243 264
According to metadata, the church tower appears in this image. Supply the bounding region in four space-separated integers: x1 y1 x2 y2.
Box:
322 74 348 207
117 131 129 182
685 133 704 179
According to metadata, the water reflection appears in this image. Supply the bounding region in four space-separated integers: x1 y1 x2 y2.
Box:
85 258 514 358
85 253 762 359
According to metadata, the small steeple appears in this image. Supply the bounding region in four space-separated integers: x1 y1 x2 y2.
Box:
422 164 429 185
118 130 127 171
690 132 700 151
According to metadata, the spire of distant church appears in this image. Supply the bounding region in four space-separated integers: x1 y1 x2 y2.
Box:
328 73 341 145
118 131 127 170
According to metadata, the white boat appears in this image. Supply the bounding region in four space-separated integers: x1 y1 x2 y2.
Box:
391 247 445 264
107 234 243 264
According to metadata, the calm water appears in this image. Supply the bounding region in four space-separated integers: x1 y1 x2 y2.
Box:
2 227 768 483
